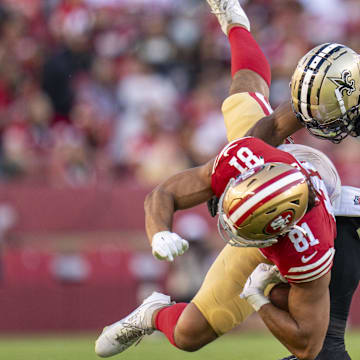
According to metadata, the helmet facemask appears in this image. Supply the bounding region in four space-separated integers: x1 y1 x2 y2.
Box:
294 101 360 143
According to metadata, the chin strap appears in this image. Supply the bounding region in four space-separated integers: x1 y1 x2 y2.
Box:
335 88 347 116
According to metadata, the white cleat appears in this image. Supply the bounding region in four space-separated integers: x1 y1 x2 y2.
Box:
95 292 173 358
206 0 250 35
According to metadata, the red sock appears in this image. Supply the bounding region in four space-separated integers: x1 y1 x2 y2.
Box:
229 26 271 87
154 303 187 347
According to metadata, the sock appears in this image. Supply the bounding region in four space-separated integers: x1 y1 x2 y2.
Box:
154 303 187 347
229 26 271 87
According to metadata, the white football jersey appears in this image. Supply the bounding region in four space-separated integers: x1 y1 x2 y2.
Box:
279 143 360 217
278 143 341 208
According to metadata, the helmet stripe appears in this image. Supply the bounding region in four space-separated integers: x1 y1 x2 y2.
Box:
297 44 345 120
229 172 306 225
297 43 331 119
228 168 300 217
232 178 306 228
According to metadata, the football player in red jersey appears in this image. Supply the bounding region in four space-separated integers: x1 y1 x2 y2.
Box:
95 142 335 360
95 2 339 359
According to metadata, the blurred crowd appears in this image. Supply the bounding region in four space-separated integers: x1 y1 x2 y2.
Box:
0 0 359 187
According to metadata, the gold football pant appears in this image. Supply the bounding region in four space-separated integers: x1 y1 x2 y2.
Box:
222 92 272 142
192 246 272 335
191 92 273 335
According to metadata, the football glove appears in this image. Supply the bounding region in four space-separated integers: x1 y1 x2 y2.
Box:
207 196 219 217
151 231 189 262
240 263 286 311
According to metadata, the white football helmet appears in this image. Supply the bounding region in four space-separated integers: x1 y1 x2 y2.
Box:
291 43 360 143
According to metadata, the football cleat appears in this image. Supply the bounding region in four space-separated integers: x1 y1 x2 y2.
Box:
206 0 250 35
278 356 298 360
95 292 173 357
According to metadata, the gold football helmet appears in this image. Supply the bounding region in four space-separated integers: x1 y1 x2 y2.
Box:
218 163 309 248
291 43 360 143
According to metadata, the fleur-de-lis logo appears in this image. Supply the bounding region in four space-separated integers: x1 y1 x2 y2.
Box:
329 70 356 96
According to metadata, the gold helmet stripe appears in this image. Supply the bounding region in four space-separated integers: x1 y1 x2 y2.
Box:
297 43 331 119
297 44 345 120
229 171 305 225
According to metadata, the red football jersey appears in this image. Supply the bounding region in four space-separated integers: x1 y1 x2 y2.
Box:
212 137 336 283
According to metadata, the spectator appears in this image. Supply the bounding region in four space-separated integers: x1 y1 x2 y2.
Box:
0 0 358 186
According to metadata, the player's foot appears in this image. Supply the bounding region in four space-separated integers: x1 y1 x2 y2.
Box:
278 356 298 360
95 292 173 357
206 0 250 35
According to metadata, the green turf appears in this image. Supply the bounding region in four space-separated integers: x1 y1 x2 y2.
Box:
0 331 359 360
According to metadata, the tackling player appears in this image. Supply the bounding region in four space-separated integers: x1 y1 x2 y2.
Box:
96 139 336 360
95 2 339 359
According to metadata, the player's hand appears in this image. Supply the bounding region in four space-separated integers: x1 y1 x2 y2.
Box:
151 231 189 262
240 264 286 311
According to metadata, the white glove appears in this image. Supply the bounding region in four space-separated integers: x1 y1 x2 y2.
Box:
152 231 189 262
240 264 285 311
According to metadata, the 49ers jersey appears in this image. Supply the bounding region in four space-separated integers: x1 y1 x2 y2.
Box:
211 137 336 283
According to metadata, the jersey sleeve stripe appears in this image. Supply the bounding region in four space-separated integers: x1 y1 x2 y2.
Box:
288 248 335 273
285 248 334 280
212 139 241 174
288 262 332 283
255 92 274 114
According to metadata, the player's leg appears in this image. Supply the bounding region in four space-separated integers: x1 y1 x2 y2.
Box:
95 246 272 356
227 24 270 98
206 0 272 141
170 246 273 349
315 217 360 360
154 301 217 351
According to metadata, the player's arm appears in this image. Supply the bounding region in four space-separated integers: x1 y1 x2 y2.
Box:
246 101 303 146
144 159 214 260
259 273 330 360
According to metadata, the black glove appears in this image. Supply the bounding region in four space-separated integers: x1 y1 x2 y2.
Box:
207 196 219 217
355 117 360 136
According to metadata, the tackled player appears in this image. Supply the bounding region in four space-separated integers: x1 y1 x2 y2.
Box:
95 2 340 359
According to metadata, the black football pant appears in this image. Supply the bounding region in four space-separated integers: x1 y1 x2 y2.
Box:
315 216 360 360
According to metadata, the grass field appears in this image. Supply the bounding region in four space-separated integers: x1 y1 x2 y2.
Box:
0 331 359 360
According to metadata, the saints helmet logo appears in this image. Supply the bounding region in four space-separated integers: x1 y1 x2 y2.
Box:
329 70 356 96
